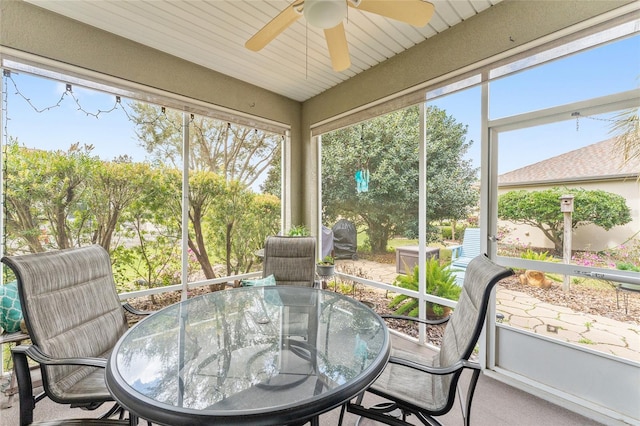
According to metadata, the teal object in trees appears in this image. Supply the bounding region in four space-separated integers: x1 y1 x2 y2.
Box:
355 169 369 193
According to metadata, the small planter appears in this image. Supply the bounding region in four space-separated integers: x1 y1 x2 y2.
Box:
316 264 335 277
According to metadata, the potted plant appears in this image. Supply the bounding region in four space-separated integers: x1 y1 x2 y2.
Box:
316 255 335 277
286 224 310 236
388 257 461 319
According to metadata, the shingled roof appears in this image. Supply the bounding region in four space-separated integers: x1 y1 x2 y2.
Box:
498 138 640 187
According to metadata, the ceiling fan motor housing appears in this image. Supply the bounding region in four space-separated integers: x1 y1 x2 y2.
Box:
304 0 347 29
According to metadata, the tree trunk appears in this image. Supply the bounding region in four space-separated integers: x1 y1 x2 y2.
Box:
367 225 390 254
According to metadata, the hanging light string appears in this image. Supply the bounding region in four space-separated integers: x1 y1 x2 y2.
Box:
571 110 638 132
3 69 188 133
4 69 67 114
2 70 273 172
2 71 9 147
1 70 273 142
2 70 9 266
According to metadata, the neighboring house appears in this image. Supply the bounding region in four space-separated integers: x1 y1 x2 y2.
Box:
497 138 640 252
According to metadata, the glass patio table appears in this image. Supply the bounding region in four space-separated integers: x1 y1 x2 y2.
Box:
106 286 390 425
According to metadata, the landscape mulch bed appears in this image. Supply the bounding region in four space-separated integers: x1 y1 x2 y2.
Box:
499 274 640 324
125 284 447 346
126 273 639 347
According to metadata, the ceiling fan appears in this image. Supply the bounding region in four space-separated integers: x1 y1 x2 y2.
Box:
245 0 435 72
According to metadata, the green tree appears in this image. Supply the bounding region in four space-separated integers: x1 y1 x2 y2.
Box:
498 187 632 253
4 140 49 253
179 170 227 280
130 104 282 276
5 141 165 256
88 157 155 249
4 141 101 252
130 103 279 188
208 179 253 276
111 166 181 294
321 106 478 253
424 107 478 240
261 143 282 197
209 187 280 275
241 193 281 255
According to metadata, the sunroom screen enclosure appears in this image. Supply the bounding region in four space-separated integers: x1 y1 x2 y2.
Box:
1 1 639 424
313 14 640 425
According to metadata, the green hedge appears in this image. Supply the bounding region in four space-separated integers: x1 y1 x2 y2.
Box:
440 225 466 241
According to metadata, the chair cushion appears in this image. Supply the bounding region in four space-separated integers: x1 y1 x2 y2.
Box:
241 274 276 287
1 281 23 333
49 351 113 403
370 347 447 412
262 236 316 287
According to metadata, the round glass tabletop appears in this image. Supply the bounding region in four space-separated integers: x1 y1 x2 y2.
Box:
106 286 390 425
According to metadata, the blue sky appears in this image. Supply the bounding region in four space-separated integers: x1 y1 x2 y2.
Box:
429 33 639 173
2 33 639 176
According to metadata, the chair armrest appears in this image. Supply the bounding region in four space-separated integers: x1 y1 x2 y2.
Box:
380 314 450 326
122 302 155 316
387 355 480 376
11 345 107 425
12 345 107 368
449 244 463 261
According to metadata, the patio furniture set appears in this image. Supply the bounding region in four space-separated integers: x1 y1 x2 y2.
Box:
1 236 511 426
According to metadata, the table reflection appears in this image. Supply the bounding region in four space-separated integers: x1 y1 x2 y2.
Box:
107 286 389 425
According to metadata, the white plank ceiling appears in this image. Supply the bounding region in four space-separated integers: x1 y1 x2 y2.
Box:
26 0 503 102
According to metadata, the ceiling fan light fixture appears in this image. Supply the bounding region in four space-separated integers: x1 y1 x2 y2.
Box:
304 0 347 29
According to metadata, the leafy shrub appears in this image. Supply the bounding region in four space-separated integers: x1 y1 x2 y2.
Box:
441 224 466 241
388 258 461 317
318 255 334 265
520 249 552 262
287 225 309 236
617 262 640 272
404 221 441 242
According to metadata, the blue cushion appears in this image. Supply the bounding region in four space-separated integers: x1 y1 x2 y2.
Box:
241 274 276 287
1 281 23 333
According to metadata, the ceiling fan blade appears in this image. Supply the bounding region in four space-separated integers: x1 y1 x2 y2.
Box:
245 3 302 51
350 0 435 27
324 23 351 72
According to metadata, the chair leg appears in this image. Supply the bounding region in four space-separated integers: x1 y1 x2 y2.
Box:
99 402 122 419
464 369 481 426
338 404 347 426
11 349 35 426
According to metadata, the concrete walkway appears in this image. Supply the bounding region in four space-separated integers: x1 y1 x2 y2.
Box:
336 258 640 363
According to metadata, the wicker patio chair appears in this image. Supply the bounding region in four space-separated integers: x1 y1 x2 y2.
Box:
2 245 151 426
263 236 317 287
340 255 513 426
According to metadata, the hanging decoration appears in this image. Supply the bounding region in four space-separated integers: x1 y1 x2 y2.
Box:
355 167 369 193
355 124 369 193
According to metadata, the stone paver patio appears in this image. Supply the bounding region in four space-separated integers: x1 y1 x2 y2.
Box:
337 258 640 363
496 287 640 362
